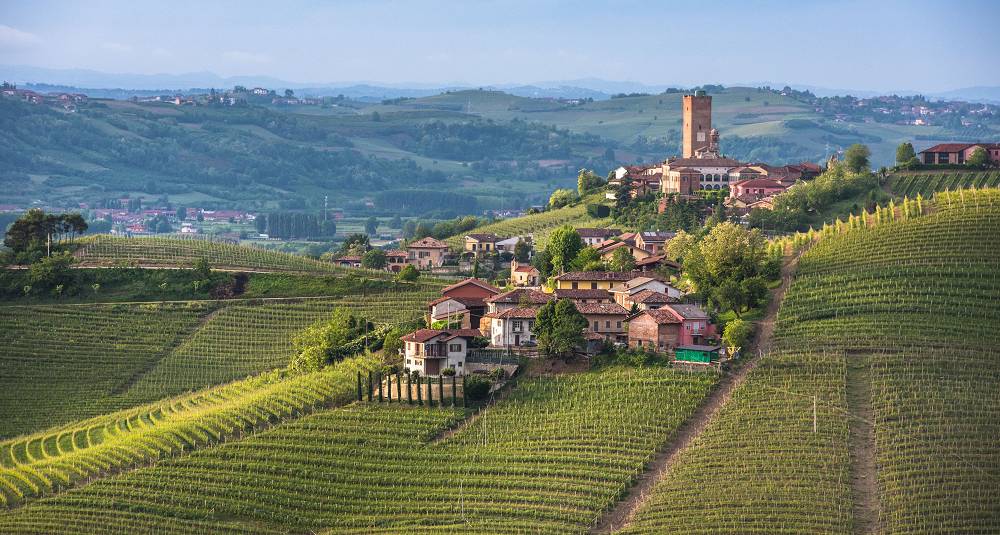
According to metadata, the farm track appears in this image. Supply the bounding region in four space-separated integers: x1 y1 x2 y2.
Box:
591 253 800 534
846 355 881 535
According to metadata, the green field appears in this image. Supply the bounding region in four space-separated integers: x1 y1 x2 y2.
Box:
0 367 717 532
623 187 1000 533
888 170 1000 198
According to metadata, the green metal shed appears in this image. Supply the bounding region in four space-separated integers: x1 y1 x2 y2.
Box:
674 344 721 363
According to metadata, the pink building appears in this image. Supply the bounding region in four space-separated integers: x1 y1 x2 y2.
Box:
729 178 786 199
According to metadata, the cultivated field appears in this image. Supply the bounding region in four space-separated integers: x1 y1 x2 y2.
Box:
445 197 614 249
888 170 1000 197
622 188 1000 533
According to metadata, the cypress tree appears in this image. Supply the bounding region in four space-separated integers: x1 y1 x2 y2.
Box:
396 372 402 401
452 375 458 407
367 371 373 402
439 376 445 408
417 377 423 406
357 372 363 401
377 372 383 402
407 373 413 405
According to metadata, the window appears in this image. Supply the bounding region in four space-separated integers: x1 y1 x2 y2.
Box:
591 283 598 289
406 359 411 365
572 282 579 289
449 343 462 352
617 321 622 328
513 320 523 332
593 320 599 330
457 362 462 367
605 320 611 328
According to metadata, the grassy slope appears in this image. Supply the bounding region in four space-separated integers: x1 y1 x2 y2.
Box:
623 188 1000 533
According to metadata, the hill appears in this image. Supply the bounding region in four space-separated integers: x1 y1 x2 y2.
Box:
887 169 1000 198
621 188 1000 533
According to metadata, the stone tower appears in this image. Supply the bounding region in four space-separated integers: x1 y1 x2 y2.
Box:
682 90 712 158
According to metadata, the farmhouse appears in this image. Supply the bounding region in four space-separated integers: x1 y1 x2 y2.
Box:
464 233 500 257
552 288 614 305
436 278 500 329
485 307 539 348
610 276 683 308
577 227 622 246
594 240 653 262
400 328 483 376
577 302 629 343
553 271 647 290
428 296 483 329
510 260 540 287
385 250 408 272
485 288 553 314
627 303 715 352
634 231 675 254
918 142 1000 166
729 178 786 199
406 237 450 269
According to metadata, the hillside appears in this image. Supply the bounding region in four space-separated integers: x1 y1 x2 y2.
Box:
887 169 1000 198
621 188 1000 533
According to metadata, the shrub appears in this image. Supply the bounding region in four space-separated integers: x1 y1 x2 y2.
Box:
464 375 491 401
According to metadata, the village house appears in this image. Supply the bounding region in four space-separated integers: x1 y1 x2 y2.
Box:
553 271 648 290
594 240 653 262
334 255 363 268
464 233 500 257
485 288 552 315
918 142 1000 166
406 237 450 269
626 303 715 352
729 178 786 199
635 254 681 274
510 260 540 287
428 296 484 329
485 308 539 348
610 276 683 309
400 328 483 376
552 288 613 305
634 231 675 255
577 228 622 246
577 302 630 343
435 278 501 330
385 250 408 272
495 236 530 255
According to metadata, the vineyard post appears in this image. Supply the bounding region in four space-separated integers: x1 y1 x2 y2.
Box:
367 371 373 402
396 372 402 402
813 395 817 433
438 375 444 408
377 372 383 402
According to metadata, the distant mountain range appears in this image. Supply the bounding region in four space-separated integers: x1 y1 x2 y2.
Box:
3 64 1000 104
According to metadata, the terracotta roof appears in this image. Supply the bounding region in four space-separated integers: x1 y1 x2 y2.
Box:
553 289 612 300
918 143 973 153
386 250 408 257
400 328 483 343
484 307 539 319
631 289 676 304
465 233 499 242
623 276 663 289
635 254 681 269
576 227 622 238
636 309 682 325
575 302 629 315
637 231 675 243
485 288 552 304
408 237 448 249
441 278 501 295
428 295 485 307
554 271 647 282
736 178 785 189
336 255 362 262
665 303 710 320
513 265 539 273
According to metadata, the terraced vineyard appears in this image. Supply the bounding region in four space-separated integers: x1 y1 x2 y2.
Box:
0 287 440 440
0 355 376 507
445 196 615 249
0 367 717 533
622 188 1000 533
76 235 378 275
888 170 1000 198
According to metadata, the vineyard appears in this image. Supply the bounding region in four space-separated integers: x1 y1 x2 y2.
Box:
0 287 440 440
887 170 1000 198
0 367 716 533
444 196 615 250
75 235 384 275
622 187 1000 533
0 355 377 508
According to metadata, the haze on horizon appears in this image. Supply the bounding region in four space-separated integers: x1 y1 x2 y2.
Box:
1 0 999 93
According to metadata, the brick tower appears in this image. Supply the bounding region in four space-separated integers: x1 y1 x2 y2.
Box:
682 90 712 158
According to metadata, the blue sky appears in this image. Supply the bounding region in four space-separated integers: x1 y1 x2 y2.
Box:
1 0 998 92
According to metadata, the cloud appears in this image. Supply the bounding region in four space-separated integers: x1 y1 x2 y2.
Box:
221 50 270 64
0 25 41 49
101 42 133 54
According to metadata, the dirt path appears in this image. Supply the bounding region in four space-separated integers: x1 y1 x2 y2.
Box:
590 254 800 534
846 356 881 534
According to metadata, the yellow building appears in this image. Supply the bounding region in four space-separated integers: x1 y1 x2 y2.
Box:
553 271 645 290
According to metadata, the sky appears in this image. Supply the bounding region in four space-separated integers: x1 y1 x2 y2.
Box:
1 0 999 92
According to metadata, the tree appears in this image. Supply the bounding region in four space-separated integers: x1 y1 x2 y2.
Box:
609 246 635 272
4 209 88 256
176 206 188 221
362 249 387 269
535 299 587 359
390 215 403 228
545 225 584 274
570 247 602 271
196 212 204 222
844 144 871 174
577 169 605 196
895 143 916 166
665 230 697 262
284 89 294 98
549 188 577 209
28 252 76 290
723 318 753 357
514 239 531 263
531 249 554 280
684 223 769 316
365 217 378 236
340 233 370 255
290 309 365 372
397 264 419 282
193 257 212 280
967 147 990 168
